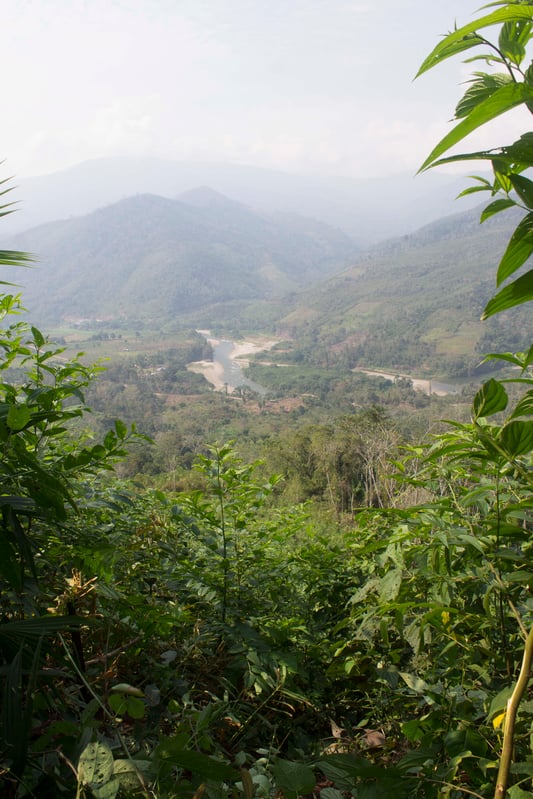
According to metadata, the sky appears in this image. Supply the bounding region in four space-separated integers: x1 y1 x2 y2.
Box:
2 0 531 180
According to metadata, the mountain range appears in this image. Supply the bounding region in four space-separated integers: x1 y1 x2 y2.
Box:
2 157 484 245
4 187 356 323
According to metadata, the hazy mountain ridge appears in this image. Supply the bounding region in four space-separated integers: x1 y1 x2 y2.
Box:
4 189 357 323
2 157 484 245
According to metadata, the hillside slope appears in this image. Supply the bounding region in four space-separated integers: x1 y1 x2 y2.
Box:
5 189 356 323
275 204 530 377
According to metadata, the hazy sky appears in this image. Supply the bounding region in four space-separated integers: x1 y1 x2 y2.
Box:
3 0 530 179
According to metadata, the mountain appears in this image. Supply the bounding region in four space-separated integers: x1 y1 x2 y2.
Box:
275 204 530 378
3 188 357 324
1 157 484 246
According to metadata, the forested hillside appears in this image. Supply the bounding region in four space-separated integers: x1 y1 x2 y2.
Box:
3 189 356 323
275 204 530 377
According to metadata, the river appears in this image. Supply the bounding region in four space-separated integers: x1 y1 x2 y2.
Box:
188 331 272 395
209 339 269 396
190 334 459 397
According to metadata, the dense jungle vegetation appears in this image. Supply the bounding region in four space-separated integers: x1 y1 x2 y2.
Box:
2 4 533 798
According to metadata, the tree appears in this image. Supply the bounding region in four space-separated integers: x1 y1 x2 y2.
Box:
417 1 533 320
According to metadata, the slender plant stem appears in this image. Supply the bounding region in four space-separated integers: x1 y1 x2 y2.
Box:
494 623 533 799
215 453 228 623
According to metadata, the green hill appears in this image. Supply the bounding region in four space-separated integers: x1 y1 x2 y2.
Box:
5 188 357 324
272 204 530 378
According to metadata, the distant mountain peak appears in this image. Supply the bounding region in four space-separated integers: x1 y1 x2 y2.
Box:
5 184 356 324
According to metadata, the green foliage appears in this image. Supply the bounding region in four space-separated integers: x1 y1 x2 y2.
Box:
266 409 401 512
417 1 533 320
334 6 533 797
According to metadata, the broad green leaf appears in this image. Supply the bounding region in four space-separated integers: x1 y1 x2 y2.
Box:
30 326 45 347
416 6 533 77
499 420 533 456
109 693 144 719
427 148 517 170
155 737 237 782
400 719 426 743
444 727 487 758
103 430 116 450
482 268 533 318
114 418 128 438
420 83 533 172
399 672 430 694
498 19 532 66
511 173 533 208
491 158 513 193
510 761 533 776
507 786 533 799
379 569 402 602
6 404 31 431
480 197 516 222
453 532 486 554
314 759 356 791
272 759 316 799
320 789 345 799
125 696 145 719
108 694 128 716
504 131 533 165
91 780 121 799
525 342 533 368
417 35 485 77
397 747 440 770
113 759 152 791
457 183 492 198
78 742 115 784
510 390 533 418
317 754 402 786
78 742 119 799
472 378 508 419
496 212 533 284
455 72 511 119
483 350 531 369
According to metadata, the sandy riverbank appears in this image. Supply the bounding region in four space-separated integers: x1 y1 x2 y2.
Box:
187 358 226 390
188 336 278 392
354 368 454 396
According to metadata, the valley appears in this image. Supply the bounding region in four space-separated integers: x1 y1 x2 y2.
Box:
187 331 278 393
11 175 522 488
